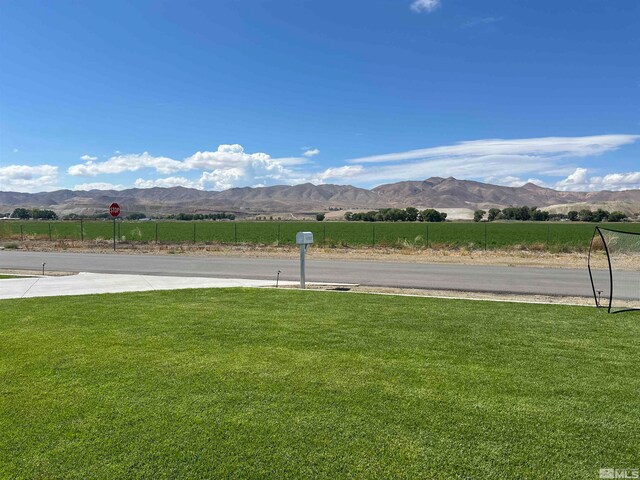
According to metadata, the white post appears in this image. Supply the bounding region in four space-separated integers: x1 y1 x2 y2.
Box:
300 244 306 289
296 231 313 289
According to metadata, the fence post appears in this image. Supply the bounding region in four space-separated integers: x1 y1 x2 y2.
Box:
80 218 84 241
155 223 158 243
546 224 550 247
484 223 487 251
48 223 52 241
426 223 429 248
20 224 23 241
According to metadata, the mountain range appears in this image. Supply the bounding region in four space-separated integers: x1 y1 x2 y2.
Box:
2 177 640 218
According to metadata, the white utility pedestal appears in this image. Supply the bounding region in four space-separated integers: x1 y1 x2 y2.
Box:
296 231 314 289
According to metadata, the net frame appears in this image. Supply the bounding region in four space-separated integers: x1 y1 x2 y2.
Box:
588 226 640 313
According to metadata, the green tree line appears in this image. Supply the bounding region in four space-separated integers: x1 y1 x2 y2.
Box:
10 208 58 220
169 213 236 221
344 208 447 222
473 206 628 222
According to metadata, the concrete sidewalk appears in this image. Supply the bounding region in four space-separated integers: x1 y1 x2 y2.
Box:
0 272 297 300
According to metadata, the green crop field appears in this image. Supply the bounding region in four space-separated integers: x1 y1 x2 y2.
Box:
1 289 638 478
2 220 640 250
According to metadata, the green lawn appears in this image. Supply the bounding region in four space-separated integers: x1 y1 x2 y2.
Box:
1 289 638 479
3 220 640 250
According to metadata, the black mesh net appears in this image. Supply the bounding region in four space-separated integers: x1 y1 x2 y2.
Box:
588 226 640 313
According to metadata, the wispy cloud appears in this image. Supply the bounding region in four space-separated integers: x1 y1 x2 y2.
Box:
134 177 201 189
312 135 640 189
461 16 504 28
346 135 638 164
303 148 320 157
311 165 364 183
410 0 440 13
80 154 98 161
73 182 127 191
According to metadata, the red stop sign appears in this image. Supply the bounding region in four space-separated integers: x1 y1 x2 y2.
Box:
109 202 121 218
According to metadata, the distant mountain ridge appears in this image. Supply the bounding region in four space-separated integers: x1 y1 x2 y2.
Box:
2 177 640 217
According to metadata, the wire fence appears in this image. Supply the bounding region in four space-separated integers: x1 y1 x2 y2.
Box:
1 220 640 251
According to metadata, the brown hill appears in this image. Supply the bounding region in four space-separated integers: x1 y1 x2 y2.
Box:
372 177 585 208
1 177 639 217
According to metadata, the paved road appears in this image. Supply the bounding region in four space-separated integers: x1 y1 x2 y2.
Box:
0 250 602 298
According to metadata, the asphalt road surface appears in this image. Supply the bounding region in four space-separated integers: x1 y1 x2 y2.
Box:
0 250 605 298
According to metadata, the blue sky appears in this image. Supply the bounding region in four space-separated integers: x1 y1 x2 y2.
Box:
1 0 638 192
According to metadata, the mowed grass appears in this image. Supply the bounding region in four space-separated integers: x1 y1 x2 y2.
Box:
1 289 639 479
3 220 640 250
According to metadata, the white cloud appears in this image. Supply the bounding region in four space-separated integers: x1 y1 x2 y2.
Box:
303 148 320 157
0 164 58 192
68 144 307 191
199 169 244 191
599 171 640 189
184 144 272 171
80 154 98 161
410 0 440 13
272 157 312 166
556 168 640 191
68 152 184 176
556 167 589 190
187 145 304 189
492 168 640 192
73 182 127 191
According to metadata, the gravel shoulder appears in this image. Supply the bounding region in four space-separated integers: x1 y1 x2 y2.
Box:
285 283 599 307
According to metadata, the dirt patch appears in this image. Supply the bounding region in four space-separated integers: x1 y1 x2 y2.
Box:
0 268 77 277
4 238 627 270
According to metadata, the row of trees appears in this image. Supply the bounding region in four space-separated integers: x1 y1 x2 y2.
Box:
473 206 550 222
473 206 628 222
567 209 627 222
169 212 236 221
63 213 111 220
62 212 237 221
10 208 58 220
344 208 447 222
68 212 149 220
